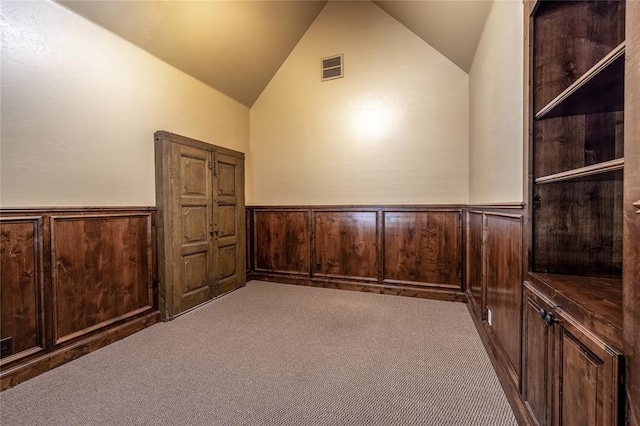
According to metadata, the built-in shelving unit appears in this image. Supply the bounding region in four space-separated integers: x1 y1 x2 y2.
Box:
531 0 625 279
523 2 628 424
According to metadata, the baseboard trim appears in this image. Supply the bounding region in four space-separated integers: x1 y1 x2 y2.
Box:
0 311 159 391
252 274 467 303
466 304 534 426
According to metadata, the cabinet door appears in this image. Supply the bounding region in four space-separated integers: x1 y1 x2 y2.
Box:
555 310 622 426
522 284 555 426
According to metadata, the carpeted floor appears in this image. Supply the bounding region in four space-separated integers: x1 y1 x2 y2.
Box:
0 281 517 426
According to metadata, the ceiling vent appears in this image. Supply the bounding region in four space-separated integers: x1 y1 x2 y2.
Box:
321 54 343 81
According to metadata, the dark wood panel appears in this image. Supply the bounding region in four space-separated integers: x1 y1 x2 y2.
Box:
533 112 623 179
533 176 623 276
52 214 154 344
485 214 523 385
559 333 598 426
254 210 309 274
466 212 484 313
556 312 622 426
0 218 44 364
314 211 377 279
533 1 625 112
0 207 158 391
383 211 460 288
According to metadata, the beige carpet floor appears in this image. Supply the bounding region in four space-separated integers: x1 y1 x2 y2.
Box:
0 281 517 425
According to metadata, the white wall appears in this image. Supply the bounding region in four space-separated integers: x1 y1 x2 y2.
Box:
468 0 524 204
250 0 469 206
0 0 250 207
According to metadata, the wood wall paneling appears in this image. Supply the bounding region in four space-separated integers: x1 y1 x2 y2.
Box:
51 213 155 345
383 211 461 288
254 210 310 274
314 211 378 280
0 208 158 390
249 206 471 301
485 213 523 386
466 211 484 316
0 217 45 365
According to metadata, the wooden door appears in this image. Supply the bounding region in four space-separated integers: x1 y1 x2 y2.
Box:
168 143 215 315
522 284 554 426
156 131 246 318
555 310 622 426
212 153 245 296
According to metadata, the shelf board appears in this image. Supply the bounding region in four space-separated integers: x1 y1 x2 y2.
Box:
535 42 625 119
535 158 624 184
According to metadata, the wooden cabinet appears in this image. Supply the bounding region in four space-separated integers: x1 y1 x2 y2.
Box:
523 283 623 426
155 131 245 319
521 1 640 424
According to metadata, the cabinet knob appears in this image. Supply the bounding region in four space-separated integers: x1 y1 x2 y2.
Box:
536 307 556 326
633 200 640 214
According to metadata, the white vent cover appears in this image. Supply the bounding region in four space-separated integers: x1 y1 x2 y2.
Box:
321 54 343 81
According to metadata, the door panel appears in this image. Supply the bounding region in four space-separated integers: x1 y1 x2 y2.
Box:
559 332 599 426
556 310 622 426
218 205 236 238
522 286 554 426
213 153 245 296
171 144 214 314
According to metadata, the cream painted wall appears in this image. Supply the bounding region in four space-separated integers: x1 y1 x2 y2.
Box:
250 0 470 206
468 0 524 204
1 0 250 207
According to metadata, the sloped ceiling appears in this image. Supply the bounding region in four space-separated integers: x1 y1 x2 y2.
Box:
58 0 493 107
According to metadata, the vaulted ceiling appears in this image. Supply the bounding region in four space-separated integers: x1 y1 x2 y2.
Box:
58 0 493 107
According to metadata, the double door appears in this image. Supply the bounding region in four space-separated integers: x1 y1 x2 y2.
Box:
155 131 245 319
522 283 623 426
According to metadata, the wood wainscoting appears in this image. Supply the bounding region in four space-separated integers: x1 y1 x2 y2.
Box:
0 208 159 390
247 206 465 302
464 205 530 425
